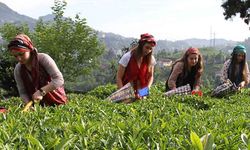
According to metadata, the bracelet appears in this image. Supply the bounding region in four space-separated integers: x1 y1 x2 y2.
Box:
39 89 46 96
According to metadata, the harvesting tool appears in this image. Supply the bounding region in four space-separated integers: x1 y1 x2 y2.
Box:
211 79 238 97
107 82 150 103
22 100 39 112
107 83 135 103
22 101 33 112
164 84 191 96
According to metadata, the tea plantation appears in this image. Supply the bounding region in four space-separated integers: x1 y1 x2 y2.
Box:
0 83 249 149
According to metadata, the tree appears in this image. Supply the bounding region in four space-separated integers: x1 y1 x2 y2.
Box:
0 23 31 97
33 0 104 81
117 39 138 59
241 37 250 59
0 0 105 95
94 39 138 87
221 0 250 24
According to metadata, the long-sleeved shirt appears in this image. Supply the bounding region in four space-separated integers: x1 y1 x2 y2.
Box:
14 53 64 102
220 59 250 84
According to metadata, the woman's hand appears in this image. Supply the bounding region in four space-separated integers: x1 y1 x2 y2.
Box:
238 81 246 90
172 87 177 90
192 88 199 93
135 93 143 100
32 90 43 101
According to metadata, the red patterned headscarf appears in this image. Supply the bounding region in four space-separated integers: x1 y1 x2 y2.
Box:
139 33 156 46
186 47 200 55
8 34 40 98
8 34 34 52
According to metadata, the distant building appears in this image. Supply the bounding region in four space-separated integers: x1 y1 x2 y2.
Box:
158 59 173 67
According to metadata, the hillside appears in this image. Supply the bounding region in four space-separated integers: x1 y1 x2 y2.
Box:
98 33 238 52
0 2 238 52
97 31 136 52
38 14 56 22
0 2 36 28
0 83 249 149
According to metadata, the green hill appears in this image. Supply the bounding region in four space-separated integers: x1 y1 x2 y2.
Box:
0 83 249 149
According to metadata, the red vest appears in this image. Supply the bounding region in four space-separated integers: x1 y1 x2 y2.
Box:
122 54 151 91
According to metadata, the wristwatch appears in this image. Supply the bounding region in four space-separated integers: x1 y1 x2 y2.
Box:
39 89 46 96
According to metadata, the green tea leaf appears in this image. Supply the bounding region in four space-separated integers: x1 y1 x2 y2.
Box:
55 137 74 150
190 131 203 150
47 138 60 149
201 133 214 150
241 133 248 146
26 134 44 150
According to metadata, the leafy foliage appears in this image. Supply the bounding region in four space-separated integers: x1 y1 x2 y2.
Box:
0 53 18 97
0 0 104 96
33 0 104 81
0 24 31 97
190 131 203 150
221 0 250 25
0 83 249 149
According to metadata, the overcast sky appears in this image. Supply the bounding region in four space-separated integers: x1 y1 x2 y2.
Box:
1 0 250 41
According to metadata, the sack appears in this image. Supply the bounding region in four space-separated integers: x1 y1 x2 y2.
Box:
164 84 191 96
211 79 238 97
41 86 67 106
107 83 135 103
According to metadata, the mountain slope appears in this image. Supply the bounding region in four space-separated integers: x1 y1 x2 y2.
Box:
0 2 238 52
0 2 36 28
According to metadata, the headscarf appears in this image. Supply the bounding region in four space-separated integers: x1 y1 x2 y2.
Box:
232 44 246 55
8 34 34 52
8 34 40 97
186 47 200 55
139 33 156 46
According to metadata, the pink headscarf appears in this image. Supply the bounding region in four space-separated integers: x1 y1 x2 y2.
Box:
186 47 200 55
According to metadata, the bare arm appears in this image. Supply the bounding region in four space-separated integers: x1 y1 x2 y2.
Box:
32 84 57 101
244 62 250 84
239 62 250 88
147 66 154 88
193 75 201 91
116 64 126 89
